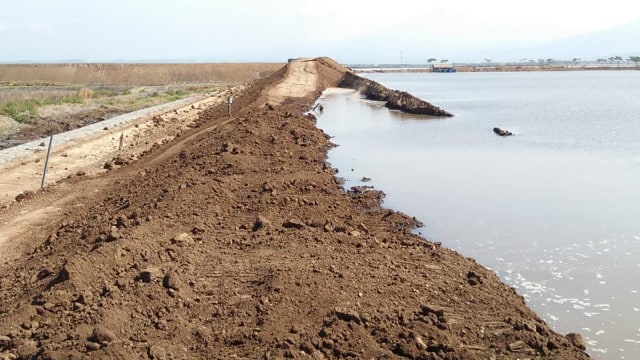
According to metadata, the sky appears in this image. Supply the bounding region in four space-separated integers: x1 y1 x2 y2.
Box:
0 0 639 63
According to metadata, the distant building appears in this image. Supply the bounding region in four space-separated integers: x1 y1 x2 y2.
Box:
431 63 457 73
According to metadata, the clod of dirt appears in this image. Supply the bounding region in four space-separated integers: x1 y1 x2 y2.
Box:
283 218 305 229
112 156 127 166
16 340 39 358
171 233 194 247
89 326 116 345
45 264 70 289
421 303 445 317
148 345 167 360
14 191 34 202
299 341 315 354
566 333 586 350
334 307 361 324
76 290 94 305
509 340 526 351
162 269 183 291
252 215 272 231
137 267 163 283
467 270 483 285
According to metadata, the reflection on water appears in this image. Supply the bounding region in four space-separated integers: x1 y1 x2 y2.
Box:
316 71 640 359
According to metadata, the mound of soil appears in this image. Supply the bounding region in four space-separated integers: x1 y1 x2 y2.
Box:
338 72 453 117
0 59 589 359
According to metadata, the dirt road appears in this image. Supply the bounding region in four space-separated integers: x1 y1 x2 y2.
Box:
0 89 239 261
0 58 590 360
268 58 318 104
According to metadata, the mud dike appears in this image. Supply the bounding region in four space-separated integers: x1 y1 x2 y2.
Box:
0 58 590 359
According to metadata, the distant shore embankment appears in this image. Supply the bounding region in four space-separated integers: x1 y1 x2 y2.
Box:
0 63 284 86
354 64 640 73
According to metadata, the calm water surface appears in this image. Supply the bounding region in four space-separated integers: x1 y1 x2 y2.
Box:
315 71 640 359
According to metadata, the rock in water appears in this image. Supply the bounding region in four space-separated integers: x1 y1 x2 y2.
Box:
493 127 513 136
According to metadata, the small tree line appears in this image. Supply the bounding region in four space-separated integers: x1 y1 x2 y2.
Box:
425 56 640 66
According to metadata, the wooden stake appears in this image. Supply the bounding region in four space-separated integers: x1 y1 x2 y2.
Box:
40 134 53 189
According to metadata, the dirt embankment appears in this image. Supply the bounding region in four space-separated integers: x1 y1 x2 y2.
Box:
338 72 452 117
0 58 590 359
0 63 283 86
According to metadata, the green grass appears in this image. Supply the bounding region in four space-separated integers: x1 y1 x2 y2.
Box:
158 89 189 102
1 86 210 124
92 89 119 97
0 99 39 123
165 89 188 97
0 95 84 123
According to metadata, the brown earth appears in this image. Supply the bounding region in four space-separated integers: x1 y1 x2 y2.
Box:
0 88 243 208
338 72 452 117
0 58 591 359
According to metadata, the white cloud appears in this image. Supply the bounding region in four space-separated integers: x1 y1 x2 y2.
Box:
0 21 10 31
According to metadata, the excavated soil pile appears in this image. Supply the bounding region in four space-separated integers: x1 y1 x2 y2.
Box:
0 58 589 359
338 72 452 117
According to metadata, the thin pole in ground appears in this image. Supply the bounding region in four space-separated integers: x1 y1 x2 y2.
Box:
118 132 124 151
40 134 54 189
227 95 233 116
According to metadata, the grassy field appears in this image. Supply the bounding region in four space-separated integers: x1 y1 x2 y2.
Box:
0 83 221 123
0 63 282 147
0 63 283 86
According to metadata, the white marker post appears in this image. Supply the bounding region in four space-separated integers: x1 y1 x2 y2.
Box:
40 134 54 189
227 95 233 116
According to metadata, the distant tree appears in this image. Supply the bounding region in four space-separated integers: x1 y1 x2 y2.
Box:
537 58 545 65
572 58 581 63
485 58 492 63
440 59 449 63
546 58 554 65
609 56 623 66
427 58 437 63
596 58 607 63
629 56 640 66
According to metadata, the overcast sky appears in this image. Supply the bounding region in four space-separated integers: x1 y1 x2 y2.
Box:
1 0 639 63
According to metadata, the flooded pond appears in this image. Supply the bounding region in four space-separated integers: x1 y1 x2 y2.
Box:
316 71 640 359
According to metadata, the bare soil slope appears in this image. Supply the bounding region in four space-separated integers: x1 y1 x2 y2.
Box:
0 59 590 360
